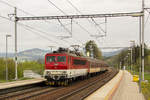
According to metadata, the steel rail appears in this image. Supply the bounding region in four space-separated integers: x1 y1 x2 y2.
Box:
80 70 118 100
1 69 118 100
0 86 52 100
0 82 44 95
17 87 61 100
56 69 118 100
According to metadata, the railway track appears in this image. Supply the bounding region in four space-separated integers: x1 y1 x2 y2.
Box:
0 83 57 100
25 68 117 100
0 68 118 100
57 68 118 100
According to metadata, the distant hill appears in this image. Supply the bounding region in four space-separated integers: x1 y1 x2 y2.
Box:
0 53 14 58
17 48 50 61
0 48 125 61
102 50 121 57
102 48 128 57
0 48 50 61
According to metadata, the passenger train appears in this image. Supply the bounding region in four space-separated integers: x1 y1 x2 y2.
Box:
44 48 109 85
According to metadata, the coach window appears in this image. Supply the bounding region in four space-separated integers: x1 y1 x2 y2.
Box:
73 59 86 65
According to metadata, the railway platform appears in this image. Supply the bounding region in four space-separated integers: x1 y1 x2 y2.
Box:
112 70 145 100
0 78 46 90
85 70 145 100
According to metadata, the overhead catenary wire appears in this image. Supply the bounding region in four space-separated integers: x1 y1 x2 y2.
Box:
91 18 106 33
66 0 107 35
19 25 62 45
47 0 93 37
0 0 101 46
0 0 64 38
57 19 72 36
144 13 150 26
15 1 82 45
65 0 106 45
0 0 59 38
0 0 78 46
0 0 14 8
19 22 74 46
57 19 84 44
47 0 94 45
0 15 60 45
64 0 107 45
0 15 67 46
20 23 73 46
0 14 77 47
47 0 85 44
145 9 150 26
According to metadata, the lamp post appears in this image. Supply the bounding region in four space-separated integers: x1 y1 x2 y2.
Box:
127 52 130 71
120 62 122 70
6 34 11 81
124 55 128 70
130 40 135 73
88 42 94 58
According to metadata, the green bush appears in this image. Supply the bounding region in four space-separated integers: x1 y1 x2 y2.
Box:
18 61 44 78
0 58 6 80
0 58 44 81
142 82 150 100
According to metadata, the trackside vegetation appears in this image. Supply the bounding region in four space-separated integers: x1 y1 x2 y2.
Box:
142 78 150 100
0 58 44 82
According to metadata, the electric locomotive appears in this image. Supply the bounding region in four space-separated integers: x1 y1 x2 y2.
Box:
44 47 108 85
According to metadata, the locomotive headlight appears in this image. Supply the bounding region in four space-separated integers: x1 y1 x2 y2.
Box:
62 71 66 74
47 71 51 75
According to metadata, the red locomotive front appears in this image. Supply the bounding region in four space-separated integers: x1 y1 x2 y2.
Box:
45 53 68 70
44 53 70 81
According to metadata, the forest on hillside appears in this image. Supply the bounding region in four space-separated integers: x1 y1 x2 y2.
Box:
106 44 150 72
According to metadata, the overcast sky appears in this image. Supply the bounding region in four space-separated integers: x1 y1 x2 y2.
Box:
0 0 150 53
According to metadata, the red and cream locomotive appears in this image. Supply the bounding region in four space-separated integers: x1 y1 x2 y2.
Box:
44 47 108 85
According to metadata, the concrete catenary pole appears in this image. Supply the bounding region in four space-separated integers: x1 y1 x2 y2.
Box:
142 0 145 81
139 16 142 93
14 7 18 80
131 47 132 72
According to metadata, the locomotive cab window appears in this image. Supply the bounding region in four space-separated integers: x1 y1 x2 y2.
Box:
57 56 66 62
46 56 55 62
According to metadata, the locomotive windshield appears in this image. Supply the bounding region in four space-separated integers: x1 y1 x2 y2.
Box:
57 56 66 62
46 56 56 62
46 56 66 63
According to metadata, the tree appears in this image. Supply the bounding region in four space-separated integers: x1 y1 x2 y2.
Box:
105 43 150 72
85 40 102 59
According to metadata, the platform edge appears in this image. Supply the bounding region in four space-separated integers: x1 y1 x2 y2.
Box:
104 70 124 100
